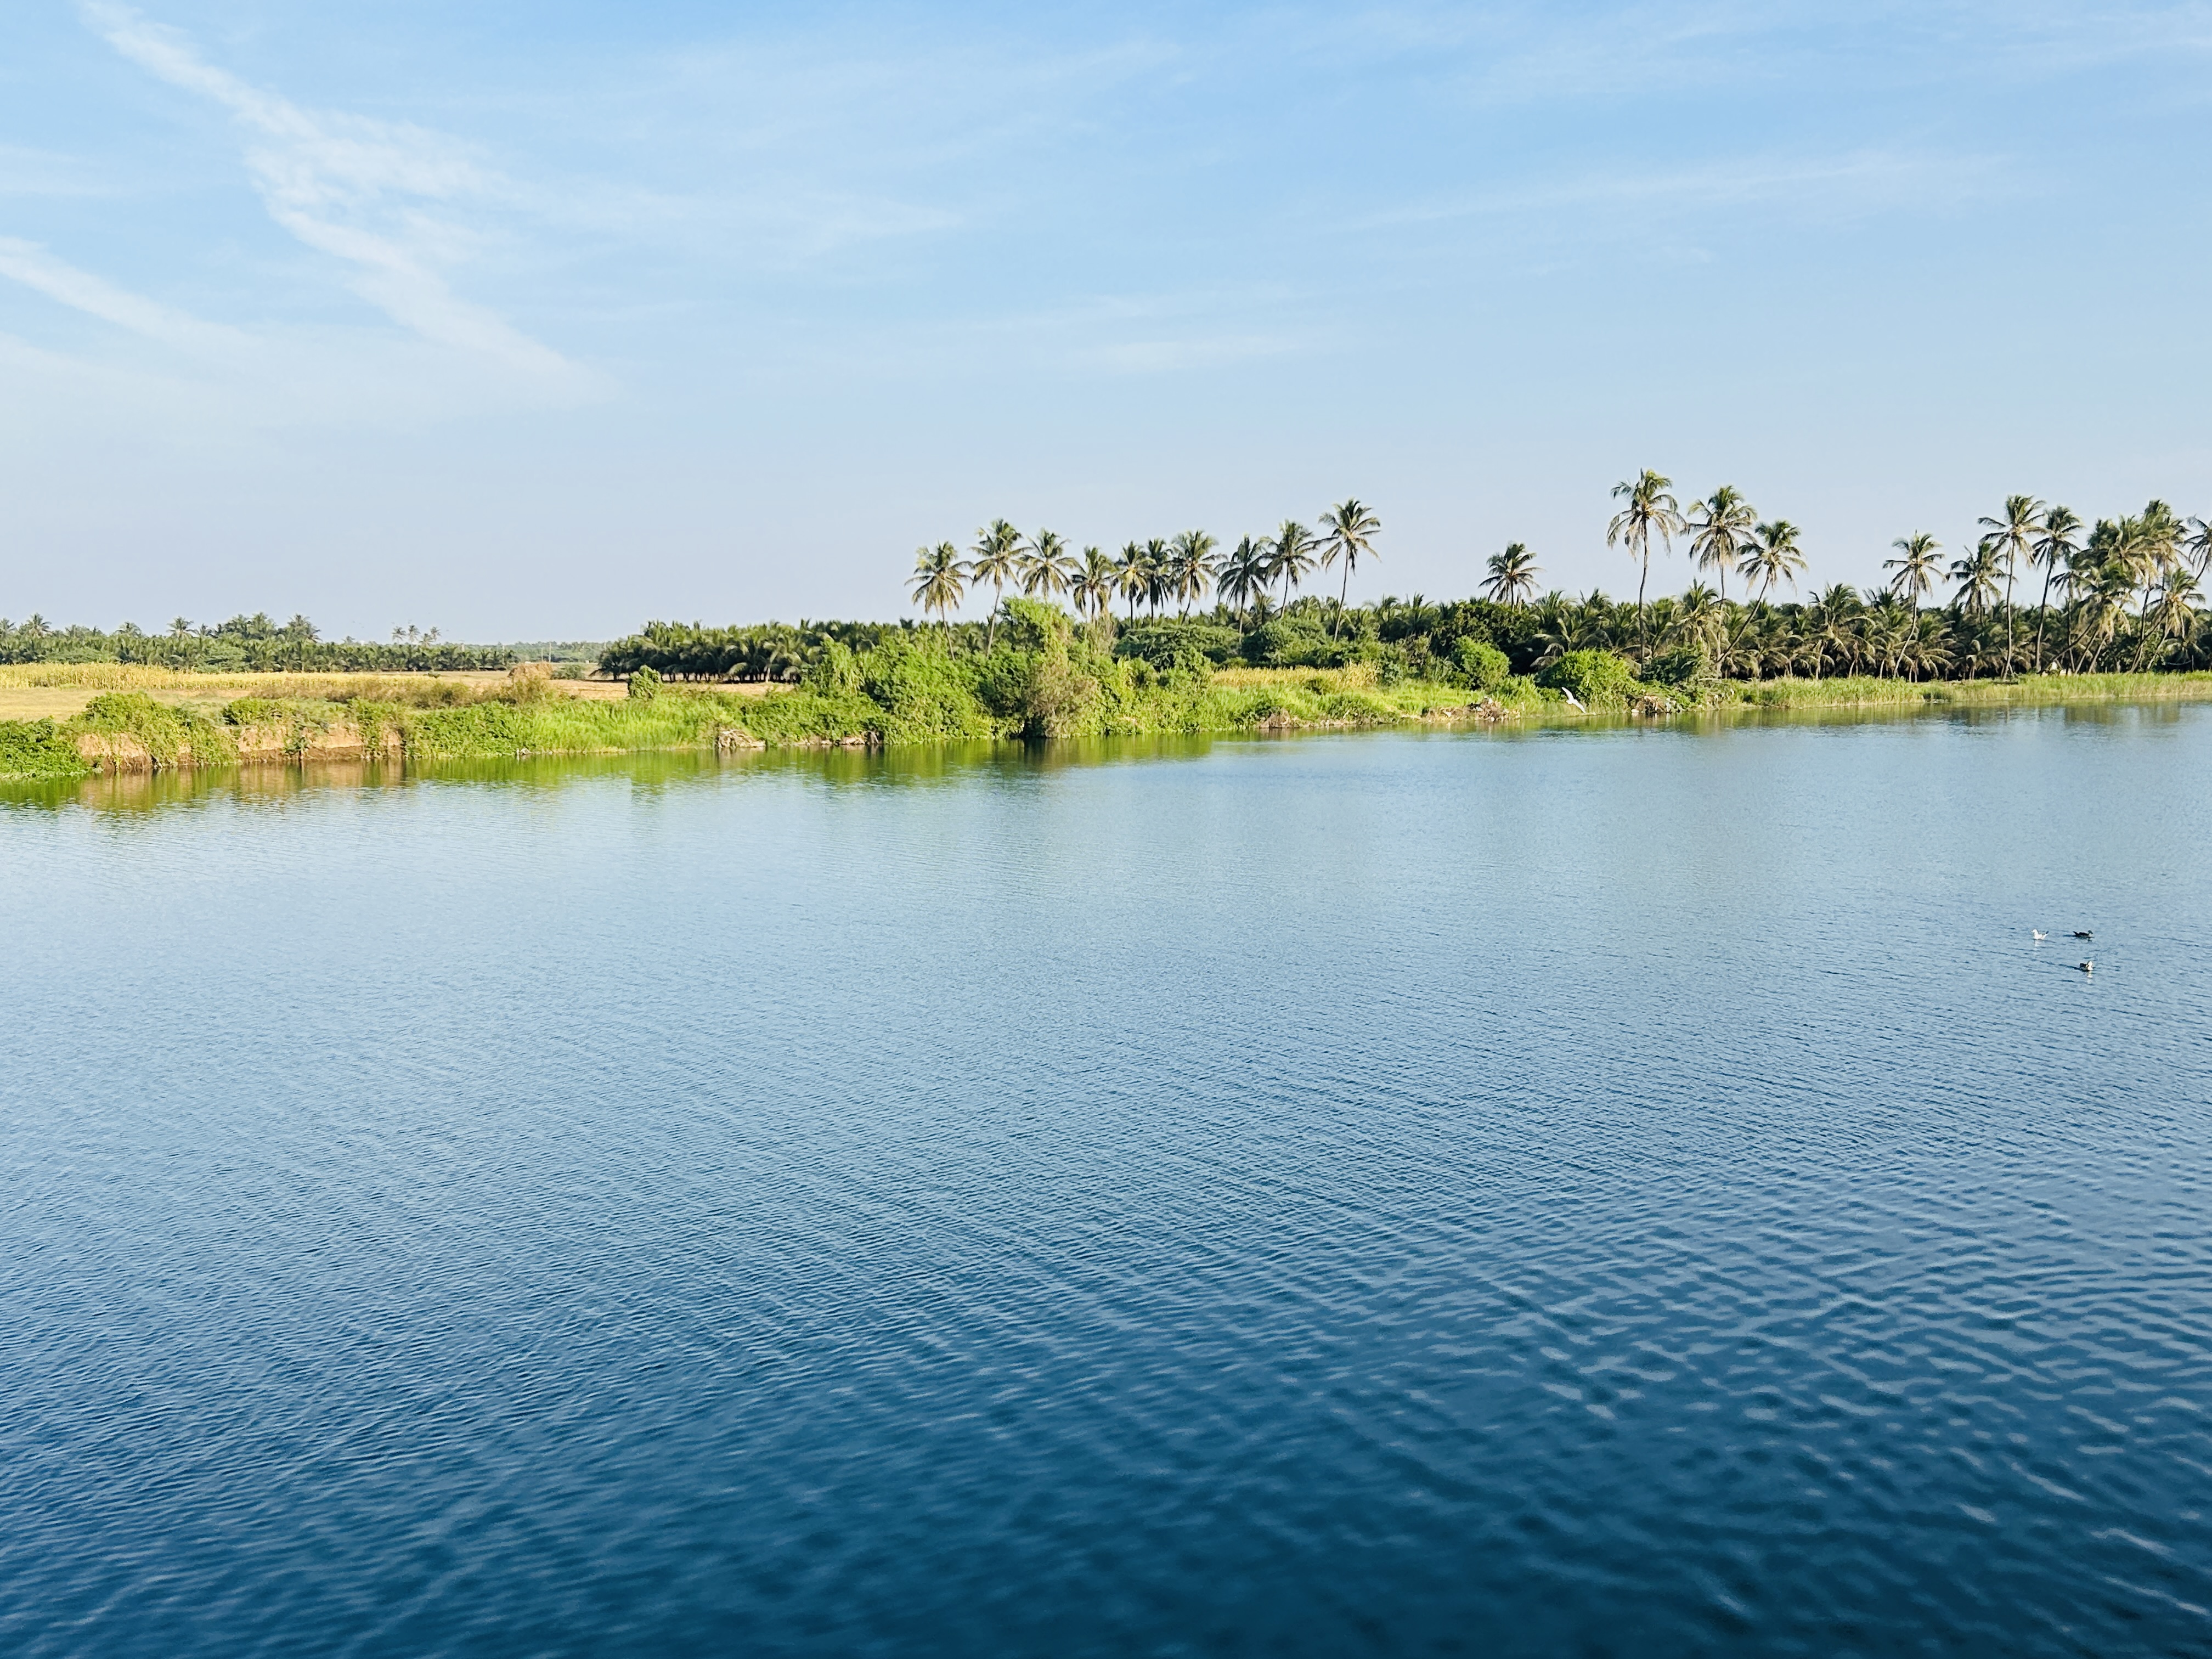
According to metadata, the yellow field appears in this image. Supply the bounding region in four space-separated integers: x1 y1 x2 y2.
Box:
0 663 783 721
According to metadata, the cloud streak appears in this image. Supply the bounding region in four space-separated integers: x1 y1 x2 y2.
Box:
76 1 580 385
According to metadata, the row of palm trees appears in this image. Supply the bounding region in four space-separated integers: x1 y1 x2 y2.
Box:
911 501 1382 643
1484 476 2210 676
1511 578 2202 680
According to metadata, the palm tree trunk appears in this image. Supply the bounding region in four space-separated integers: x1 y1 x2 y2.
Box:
1636 544 1650 651
1332 563 1350 637
2033 569 2055 672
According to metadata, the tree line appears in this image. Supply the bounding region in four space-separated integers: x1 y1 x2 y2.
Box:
890 474 2211 680
0 613 522 673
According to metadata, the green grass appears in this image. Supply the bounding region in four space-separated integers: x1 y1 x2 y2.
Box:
8 650 2212 782
1708 670 2212 708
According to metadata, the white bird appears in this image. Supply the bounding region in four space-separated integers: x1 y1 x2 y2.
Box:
2032 930 2048 941
1560 687 1584 710
2077 961 2094 974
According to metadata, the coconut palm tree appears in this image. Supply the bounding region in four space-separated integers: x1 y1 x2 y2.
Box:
2131 501 2187 666
910 542 968 644
1267 520 1319 606
2147 569 2200 664
1740 520 1807 605
1218 537 1269 624
1949 539 2004 617
1318 499 1381 635
1977 494 2041 674
1114 542 1149 619
1482 542 1541 606
1169 530 1220 616
968 519 1022 648
1683 486 1754 602
1019 528 1078 601
1607 470 1683 646
1884 533 1942 610
2029 506 2081 672
1140 538 1171 616
2187 514 2212 580
1073 547 1117 621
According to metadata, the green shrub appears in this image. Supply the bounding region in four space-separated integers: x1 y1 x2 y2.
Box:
1116 619 1242 669
1454 638 1512 691
1243 616 1334 668
803 640 861 697
628 665 662 700
1538 650 1637 705
73 693 235 766
0 719 89 780
1641 642 1712 688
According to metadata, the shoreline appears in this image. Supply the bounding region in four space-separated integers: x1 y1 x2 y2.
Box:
5 667 2210 782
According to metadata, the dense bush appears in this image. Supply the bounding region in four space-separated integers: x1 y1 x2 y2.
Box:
1538 650 1638 704
1454 637 1512 691
1115 620 1243 670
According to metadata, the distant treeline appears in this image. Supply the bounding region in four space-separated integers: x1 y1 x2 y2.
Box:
0 613 605 673
597 578 2212 691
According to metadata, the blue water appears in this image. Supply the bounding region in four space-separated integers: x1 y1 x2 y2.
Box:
3 709 2209 1656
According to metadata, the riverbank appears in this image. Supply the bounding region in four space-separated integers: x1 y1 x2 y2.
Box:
4 649 2210 782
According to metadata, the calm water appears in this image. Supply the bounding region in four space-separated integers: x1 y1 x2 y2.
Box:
3 708 2209 1657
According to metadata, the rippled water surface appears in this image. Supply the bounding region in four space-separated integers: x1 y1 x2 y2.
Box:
4 708 2210 1656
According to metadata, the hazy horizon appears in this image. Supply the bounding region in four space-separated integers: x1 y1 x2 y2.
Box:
4 1 2209 639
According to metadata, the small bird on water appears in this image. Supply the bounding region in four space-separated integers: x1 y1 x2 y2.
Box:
2032 930 2048 941
2077 961 2094 974
2073 930 2094 940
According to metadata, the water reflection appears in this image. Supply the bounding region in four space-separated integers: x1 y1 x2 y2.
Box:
4 696 2200 819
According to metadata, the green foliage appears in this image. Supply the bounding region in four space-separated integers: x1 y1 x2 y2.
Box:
1453 637 1512 690
0 719 89 779
803 640 862 697
1538 650 1639 704
0 612 515 672
1641 642 1712 688
1116 619 1243 669
628 665 662 701
74 692 236 766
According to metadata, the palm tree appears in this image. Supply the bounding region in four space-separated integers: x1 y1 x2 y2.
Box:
2029 506 2081 672
1169 530 1219 617
1949 539 2004 617
1318 499 1381 636
2132 501 2186 667
2187 514 2212 580
1804 583 1864 680
1218 537 1270 625
1739 520 1807 605
1884 532 1942 610
1019 528 1078 601
1977 494 2041 674
2147 569 2200 665
968 519 1022 648
1606 470 1683 646
1073 547 1117 622
910 542 968 644
1683 486 1754 602
1139 538 1172 616
1267 520 1319 607
1482 542 1541 606
1114 542 1149 620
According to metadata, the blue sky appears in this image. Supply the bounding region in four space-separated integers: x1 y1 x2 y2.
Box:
3 2 2209 637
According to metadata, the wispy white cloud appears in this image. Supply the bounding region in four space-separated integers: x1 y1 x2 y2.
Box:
75 0 583 386
0 236 245 352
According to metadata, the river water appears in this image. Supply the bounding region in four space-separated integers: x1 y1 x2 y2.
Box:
3 707 2208 1656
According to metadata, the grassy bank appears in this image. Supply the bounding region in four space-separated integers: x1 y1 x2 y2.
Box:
5 618 2210 783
